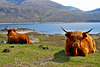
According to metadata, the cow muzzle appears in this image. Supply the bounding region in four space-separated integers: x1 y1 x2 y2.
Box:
73 42 80 47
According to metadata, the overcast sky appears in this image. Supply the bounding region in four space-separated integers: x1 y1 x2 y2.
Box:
51 0 100 11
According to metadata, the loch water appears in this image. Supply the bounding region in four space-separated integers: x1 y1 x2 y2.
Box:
0 22 100 34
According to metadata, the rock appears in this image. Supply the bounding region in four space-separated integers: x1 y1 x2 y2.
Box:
9 46 14 48
17 62 22 65
2 48 11 52
0 40 6 44
30 37 40 43
43 58 53 61
34 62 45 66
46 35 49 37
43 47 49 50
15 62 22 66
38 45 49 50
34 62 40 66
0 36 5 37
39 62 45 66
38 45 43 48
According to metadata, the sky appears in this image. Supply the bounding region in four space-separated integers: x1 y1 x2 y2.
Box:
51 0 100 11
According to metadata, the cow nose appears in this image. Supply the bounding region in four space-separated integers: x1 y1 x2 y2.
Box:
73 43 80 46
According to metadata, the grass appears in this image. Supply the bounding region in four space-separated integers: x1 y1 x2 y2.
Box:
0 34 7 41
32 35 66 47
0 34 100 67
95 38 100 50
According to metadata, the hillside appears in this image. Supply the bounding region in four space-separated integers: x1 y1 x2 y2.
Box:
87 8 100 12
0 0 100 23
66 6 83 12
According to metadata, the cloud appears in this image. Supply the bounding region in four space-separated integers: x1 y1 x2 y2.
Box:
51 0 100 11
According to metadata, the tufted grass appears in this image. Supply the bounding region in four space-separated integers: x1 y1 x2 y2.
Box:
0 34 100 67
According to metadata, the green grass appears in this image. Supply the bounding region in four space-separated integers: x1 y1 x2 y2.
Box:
95 38 100 50
0 34 7 41
0 34 100 67
32 35 66 47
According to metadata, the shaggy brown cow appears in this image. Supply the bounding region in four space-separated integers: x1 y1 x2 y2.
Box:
5 26 32 45
61 27 97 56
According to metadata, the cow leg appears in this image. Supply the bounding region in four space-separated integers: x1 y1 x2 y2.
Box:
92 40 98 53
65 48 73 56
24 39 28 44
73 48 79 56
81 48 89 56
8 37 12 44
65 52 73 56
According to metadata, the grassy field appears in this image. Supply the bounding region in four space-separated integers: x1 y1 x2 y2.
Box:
0 34 100 67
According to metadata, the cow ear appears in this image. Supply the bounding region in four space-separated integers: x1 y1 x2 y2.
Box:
65 33 71 38
82 28 93 39
83 33 87 39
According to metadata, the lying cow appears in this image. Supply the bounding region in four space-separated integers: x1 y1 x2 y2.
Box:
5 26 33 45
61 27 97 56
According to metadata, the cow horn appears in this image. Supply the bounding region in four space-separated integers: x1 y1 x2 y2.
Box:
83 28 93 34
61 27 68 32
5 26 8 30
15 26 19 30
61 27 70 33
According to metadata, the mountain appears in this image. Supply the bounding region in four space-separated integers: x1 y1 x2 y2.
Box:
0 0 100 23
0 0 68 9
87 8 100 12
86 8 100 22
66 6 83 12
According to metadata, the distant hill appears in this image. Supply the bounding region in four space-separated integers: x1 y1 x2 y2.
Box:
66 6 83 12
0 0 100 23
87 8 100 12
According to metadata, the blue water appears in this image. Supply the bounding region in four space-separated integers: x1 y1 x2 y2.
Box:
0 23 100 34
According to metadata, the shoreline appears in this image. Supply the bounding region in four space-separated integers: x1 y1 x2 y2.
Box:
0 30 100 39
0 30 42 34
0 22 100 25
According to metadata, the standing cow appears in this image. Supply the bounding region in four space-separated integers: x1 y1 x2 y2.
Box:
5 26 33 45
61 27 97 56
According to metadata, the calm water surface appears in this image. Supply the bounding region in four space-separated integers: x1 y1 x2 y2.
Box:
0 23 100 34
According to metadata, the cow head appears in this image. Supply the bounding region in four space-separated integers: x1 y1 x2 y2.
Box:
61 27 93 47
5 26 18 34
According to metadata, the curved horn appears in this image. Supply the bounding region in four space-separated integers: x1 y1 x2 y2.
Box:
61 27 71 37
5 26 8 30
15 26 19 30
83 28 93 34
61 27 67 32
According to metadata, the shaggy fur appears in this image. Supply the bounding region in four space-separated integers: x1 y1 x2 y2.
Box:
61 27 97 56
6 27 32 45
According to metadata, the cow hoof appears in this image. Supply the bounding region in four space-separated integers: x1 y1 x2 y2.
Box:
3 48 11 52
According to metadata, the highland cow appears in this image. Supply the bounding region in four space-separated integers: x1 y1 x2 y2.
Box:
5 26 32 45
61 27 97 56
